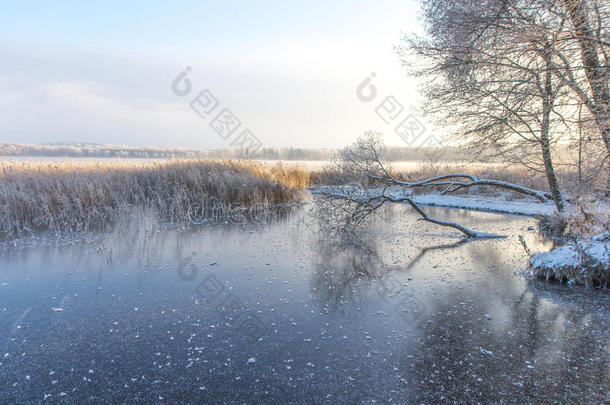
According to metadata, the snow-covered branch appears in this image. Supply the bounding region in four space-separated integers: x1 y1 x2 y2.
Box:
327 132 555 238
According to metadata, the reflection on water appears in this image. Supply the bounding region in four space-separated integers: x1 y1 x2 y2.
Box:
0 203 607 403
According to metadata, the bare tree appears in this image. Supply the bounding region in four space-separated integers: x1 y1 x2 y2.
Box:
533 0 606 170
400 0 609 206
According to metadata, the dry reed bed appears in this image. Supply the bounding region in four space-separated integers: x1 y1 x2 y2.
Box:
0 160 309 238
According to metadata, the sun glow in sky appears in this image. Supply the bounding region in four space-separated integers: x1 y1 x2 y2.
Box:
0 0 425 149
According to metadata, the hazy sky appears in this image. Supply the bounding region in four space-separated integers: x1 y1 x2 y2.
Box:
0 0 427 149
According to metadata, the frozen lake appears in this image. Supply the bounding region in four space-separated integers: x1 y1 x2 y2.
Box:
0 202 608 403
0 155 503 173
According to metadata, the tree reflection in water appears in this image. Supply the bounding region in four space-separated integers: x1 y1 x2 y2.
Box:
310 195 476 318
311 196 608 402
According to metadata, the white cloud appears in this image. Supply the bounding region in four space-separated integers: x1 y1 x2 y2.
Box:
0 0 431 149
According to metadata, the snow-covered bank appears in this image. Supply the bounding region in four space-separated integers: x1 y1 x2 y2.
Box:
408 194 555 216
311 186 556 216
529 232 609 287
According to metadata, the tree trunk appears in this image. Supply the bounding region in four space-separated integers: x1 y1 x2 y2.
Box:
540 129 564 212
541 44 565 212
562 0 610 157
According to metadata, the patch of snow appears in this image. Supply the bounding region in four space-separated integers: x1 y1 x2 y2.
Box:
530 235 609 286
531 240 609 270
409 194 555 216
587 241 610 263
479 347 493 355
530 245 580 269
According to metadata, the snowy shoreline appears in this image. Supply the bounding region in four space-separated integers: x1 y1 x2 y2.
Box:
311 186 556 217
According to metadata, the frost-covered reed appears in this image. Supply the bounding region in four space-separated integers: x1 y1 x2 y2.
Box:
0 160 309 238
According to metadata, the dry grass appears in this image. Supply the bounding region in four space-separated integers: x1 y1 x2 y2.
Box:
0 160 310 238
539 197 610 240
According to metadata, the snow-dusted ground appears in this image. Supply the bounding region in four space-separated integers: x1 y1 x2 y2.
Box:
311 186 557 216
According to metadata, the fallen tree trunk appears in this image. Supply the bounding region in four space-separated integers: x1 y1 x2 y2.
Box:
331 133 557 238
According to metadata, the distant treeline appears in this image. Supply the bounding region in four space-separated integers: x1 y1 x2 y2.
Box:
0 142 471 161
